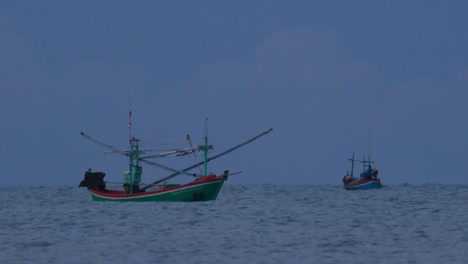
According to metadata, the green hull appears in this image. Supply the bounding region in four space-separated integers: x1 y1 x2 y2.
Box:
89 178 225 202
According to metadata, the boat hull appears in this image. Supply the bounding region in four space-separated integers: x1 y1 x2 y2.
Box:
343 178 382 190
89 176 225 202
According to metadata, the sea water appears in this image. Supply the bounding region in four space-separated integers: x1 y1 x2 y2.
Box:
0 184 467 264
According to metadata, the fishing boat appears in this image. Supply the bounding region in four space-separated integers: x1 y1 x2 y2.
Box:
342 153 382 190
79 112 272 202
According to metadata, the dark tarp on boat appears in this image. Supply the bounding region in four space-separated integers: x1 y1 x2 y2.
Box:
79 171 106 190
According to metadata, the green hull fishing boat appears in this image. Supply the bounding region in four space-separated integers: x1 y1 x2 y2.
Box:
79 112 272 202
86 173 227 202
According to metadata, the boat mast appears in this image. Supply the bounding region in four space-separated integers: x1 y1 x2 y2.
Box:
363 126 374 170
128 110 132 142
203 118 208 176
128 110 133 172
360 153 374 172
348 152 356 177
125 110 142 194
362 153 366 172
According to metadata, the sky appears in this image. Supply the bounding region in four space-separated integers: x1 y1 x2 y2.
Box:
1 1 467 186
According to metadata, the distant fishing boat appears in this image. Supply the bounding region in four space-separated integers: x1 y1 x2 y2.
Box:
79 111 273 202
342 153 382 190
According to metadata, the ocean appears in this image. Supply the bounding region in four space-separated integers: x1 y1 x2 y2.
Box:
1 184 467 264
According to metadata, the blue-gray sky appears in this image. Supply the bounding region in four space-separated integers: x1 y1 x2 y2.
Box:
1 1 467 186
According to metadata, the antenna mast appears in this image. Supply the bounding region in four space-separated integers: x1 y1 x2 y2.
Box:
368 125 371 163
203 118 208 176
128 110 133 141
348 152 357 177
128 95 133 141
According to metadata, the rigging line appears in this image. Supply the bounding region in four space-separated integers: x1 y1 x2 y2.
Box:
139 159 197 177
140 127 273 192
80 132 125 155
187 134 203 175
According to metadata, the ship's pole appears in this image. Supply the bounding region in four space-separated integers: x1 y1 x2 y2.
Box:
128 111 133 170
203 118 208 176
128 110 134 194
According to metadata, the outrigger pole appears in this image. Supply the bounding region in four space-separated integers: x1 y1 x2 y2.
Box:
140 128 273 192
80 132 121 153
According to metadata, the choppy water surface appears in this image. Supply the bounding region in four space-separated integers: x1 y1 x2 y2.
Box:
0 184 467 263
